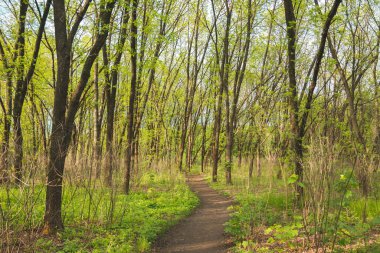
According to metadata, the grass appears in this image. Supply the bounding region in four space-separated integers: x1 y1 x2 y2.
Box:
203 160 380 253
0 171 199 252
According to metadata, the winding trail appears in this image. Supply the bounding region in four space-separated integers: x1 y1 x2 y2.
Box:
152 174 232 253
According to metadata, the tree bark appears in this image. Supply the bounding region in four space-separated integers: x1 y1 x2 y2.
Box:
13 0 52 184
0 42 12 184
93 61 103 179
283 0 303 199
125 0 139 194
201 108 210 173
104 2 130 186
44 0 115 234
283 0 341 199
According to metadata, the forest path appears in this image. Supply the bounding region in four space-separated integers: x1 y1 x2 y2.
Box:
152 174 233 253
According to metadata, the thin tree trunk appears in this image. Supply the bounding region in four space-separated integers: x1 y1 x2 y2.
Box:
0 45 12 184
104 2 129 185
283 0 341 199
212 77 223 182
283 0 303 199
13 0 29 183
93 61 103 179
125 0 139 194
223 3 233 185
249 153 254 178
13 0 52 184
201 108 210 173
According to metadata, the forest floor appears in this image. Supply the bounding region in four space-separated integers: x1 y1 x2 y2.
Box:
152 174 233 253
206 163 380 253
0 172 200 252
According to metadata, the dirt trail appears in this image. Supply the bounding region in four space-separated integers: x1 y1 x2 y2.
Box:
152 174 232 253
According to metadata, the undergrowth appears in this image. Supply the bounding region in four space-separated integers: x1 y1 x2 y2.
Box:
205 161 380 253
0 172 199 252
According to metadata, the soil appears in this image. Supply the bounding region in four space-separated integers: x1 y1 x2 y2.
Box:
152 174 233 253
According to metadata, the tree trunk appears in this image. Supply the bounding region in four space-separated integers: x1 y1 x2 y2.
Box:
178 1 200 172
212 82 222 182
44 0 115 233
256 144 261 177
43 0 72 232
104 2 129 185
200 109 209 173
103 46 114 186
13 0 29 183
283 0 303 198
0 71 12 184
283 0 341 199
249 153 254 178
13 0 52 184
125 0 138 194
93 61 102 179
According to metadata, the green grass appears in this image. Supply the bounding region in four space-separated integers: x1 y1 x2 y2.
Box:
0 172 199 252
350 197 380 221
203 161 380 253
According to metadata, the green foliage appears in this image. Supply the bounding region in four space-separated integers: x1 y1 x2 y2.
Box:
225 192 289 241
210 159 380 253
287 173 305 188
287 173 298 184
0 175 199 252
334 170 358 195
350 198 380 221
264 223 301 242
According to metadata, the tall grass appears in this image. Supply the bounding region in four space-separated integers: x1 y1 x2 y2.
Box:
0 154 199 252
203 144 380 252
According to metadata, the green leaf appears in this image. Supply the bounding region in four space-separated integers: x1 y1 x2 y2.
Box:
297 182 305 188
287 174 299 184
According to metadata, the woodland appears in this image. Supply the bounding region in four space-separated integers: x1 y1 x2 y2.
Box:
0 0 379 252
